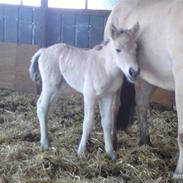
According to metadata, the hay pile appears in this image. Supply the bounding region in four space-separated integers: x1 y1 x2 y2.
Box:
0 89 178 183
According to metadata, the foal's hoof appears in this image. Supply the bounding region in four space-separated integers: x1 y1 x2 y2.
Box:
41 141 49 150
77 151 86 159
108 151 117 160
77 147 86 158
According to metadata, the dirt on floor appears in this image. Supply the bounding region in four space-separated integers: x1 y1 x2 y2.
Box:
0 89 178 183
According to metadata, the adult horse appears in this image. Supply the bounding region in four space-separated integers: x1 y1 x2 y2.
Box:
29 23 140 160
104 0 183 179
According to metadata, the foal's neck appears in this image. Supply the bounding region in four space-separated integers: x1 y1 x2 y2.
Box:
100 40 121 77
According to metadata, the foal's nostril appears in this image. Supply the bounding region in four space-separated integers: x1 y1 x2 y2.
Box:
129 67 140 79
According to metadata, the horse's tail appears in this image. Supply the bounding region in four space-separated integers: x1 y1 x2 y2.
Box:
116 76 136 130
29 48 45 83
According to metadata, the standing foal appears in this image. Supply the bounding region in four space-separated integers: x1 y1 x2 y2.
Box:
29 23 140 159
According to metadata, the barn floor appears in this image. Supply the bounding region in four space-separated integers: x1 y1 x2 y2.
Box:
0 89 178 183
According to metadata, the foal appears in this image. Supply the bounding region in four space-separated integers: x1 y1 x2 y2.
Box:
29 23 140 159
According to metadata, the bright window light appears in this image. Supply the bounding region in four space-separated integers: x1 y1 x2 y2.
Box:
88 0 118 10
0 0 117 9
48 0 85 9
0 0 20 5
22 0 40 6
0 0 40 6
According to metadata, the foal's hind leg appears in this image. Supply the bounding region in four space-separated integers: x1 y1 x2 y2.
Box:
99 94 116 160
78 94 96 157
37 87 61 149
136 80 156 145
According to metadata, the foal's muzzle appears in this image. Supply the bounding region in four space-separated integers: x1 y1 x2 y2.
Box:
128 67 140 82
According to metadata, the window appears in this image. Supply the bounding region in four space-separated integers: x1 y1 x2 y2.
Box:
48 0 85 9
88 0 118 10
48 0 119 10
22 0 40 6
0 0 20 5
0 0 41 6
0 0 119 9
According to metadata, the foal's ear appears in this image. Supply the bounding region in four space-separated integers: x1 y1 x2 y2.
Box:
128 22 140 38
111 24 119 39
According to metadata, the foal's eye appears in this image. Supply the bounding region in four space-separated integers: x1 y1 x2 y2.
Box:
116 49 121 53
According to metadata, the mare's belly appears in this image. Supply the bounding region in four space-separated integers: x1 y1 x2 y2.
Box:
139 49 175 91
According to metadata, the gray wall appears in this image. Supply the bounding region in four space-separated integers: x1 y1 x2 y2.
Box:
0 5 110 48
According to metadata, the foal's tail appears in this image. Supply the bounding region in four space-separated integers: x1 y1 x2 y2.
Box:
116 76 136 130
29 48 45 83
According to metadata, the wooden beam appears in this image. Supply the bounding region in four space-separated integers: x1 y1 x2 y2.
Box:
37 0 48 94
85 0 88 9
38 0 48 48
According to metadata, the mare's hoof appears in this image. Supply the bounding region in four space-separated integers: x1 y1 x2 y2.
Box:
173 172 183 182
139 136 153 147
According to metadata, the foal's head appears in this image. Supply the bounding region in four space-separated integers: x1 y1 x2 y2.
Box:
111 22 140 83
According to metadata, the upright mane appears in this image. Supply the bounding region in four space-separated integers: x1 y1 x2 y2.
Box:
93 39 110 51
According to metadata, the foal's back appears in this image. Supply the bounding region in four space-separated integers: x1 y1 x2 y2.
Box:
39 43 109 93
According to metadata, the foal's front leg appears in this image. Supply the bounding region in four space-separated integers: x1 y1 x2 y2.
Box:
99 94 117 160
78 94 96 157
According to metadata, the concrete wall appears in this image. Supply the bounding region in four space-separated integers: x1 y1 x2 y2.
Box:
0 43 37 92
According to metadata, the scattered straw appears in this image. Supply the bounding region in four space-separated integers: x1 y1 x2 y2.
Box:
0 89 177 182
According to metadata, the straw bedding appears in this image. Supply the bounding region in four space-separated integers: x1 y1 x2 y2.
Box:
0 89 178 183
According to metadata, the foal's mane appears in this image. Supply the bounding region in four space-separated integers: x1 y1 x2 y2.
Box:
93 39 110 51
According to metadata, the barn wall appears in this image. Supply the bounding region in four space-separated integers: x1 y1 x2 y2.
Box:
46 9 109 48
0 5 39 44
0 43 37 92
0 5 109 48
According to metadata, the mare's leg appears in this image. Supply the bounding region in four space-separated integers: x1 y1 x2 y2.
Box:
173 92 177 111
166 22 183 179
173 68 183 179
111 89 121 150
136 80 156 145
37 86 61 149
99 94 116 160
78 94 96 156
